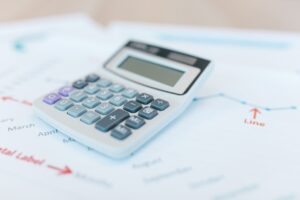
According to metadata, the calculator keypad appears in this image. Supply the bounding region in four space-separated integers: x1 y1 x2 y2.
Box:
43 73 169 141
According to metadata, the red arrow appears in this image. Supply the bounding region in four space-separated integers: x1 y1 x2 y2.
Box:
249 108 261 119
47 165 72 175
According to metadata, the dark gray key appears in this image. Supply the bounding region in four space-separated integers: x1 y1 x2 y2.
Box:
125 116 145 129
111 125 132 140
151 99 169 111
123 101 142 113
72 80 88 89
85 73 100 82
136 93 153 104
95 109 129 132
138 107 158 119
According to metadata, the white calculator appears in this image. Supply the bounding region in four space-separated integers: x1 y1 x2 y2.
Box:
33 41 212 159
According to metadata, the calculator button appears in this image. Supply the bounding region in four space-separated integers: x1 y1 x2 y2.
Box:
82 97 100 109
43 93 61 105
151 99 169 111
96 90 113 100
138 107 158 119
85 74 100 82
80 111 101 124
122 88 138 98
95 109 130 132
58 86 74 97
109 95 127 106
125 116 145 129
70 91 88 102
111 125 132 140
96 79 112 88
136 93 153 104
67 105 87 118
123 101 142 113
72 80 88 89
109 84 124 93
95 102 114 115
54 99 73 111
84 84 100 94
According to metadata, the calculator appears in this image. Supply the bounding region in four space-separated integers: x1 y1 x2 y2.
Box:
33 40 212 159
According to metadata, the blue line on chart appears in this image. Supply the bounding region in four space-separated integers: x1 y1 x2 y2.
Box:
158 34 290 50
193 93 297 111
13 33 46 52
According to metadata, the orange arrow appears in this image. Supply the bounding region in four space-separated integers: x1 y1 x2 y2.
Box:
47 165 72 175
250 108 261 119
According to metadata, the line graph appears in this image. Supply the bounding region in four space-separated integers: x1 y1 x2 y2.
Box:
159 34 290 50
193 93 297 111
0 96 32 106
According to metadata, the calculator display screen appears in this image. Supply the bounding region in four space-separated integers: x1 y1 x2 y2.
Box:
118 56 184 86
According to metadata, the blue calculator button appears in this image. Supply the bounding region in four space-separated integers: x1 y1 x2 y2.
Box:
125 116 145 129
151 99 169 111
58 86 74 97
70 91 88 102
72 80 88 89
109 84 124 93
84 84 100 94
55 99 73 111
95 102 114 115
43 93 61 105
136 93 154 104
85 74 100 82
138 107 158 119
122 88 138 98
123 101 142 113
82 97 100 109
96 90 113 100
67 105 87 118
111 125 132 140
109 95 127 106
95 109 129 132
96 79 112 88
80 111 101 124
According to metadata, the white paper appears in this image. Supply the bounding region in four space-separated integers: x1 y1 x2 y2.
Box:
0 15 300 200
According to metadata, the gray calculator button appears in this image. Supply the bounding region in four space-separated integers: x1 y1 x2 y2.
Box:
151 99 169 111
96 79 112 88
136 93 153 104
122 88 138 98
111 125 132 140
95 109 129 132
96 90 113 100
72 80 88 89
95 102 114 115
125 116 145 129
84 84 100 94
85 73 100 82
54 99 73 111
70 91 87 102
123 101 142 113
82 97 100 109
67 105 87 117
138 107 158 119
80 111 101 124
109 84 124 93
109 95 127 106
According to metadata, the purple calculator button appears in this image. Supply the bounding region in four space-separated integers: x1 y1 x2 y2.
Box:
58 86 74 97
43 93 61 105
